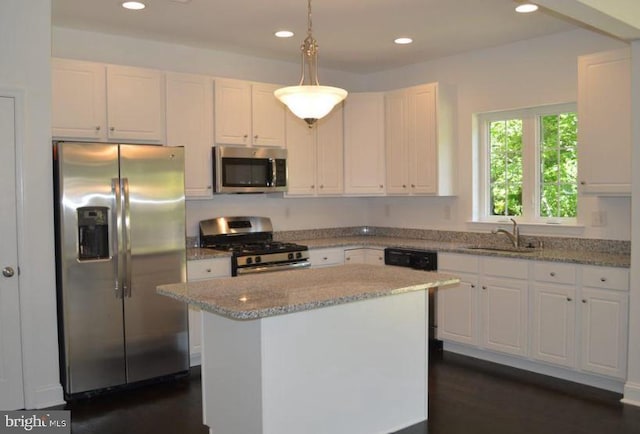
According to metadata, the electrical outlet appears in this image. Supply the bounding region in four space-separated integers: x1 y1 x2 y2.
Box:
591 211 607 227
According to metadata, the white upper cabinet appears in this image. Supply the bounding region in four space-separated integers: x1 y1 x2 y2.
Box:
577 48 631 196
385 83 456 196
52 59 165 143
252 83 287 147
316 104 344 195
166 72 214 198
286 104 344 196
106 65 165 142
344 93 386 195
52 58 106 140
214 79 285 147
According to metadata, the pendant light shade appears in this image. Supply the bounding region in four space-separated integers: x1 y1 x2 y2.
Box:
274 0 348 127
274 85 348 124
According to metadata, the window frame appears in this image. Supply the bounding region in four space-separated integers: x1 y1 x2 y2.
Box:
477 102 577 225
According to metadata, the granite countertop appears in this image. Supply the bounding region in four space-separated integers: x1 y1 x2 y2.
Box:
298 236 631 268
158 264 459 320
187 236 630 268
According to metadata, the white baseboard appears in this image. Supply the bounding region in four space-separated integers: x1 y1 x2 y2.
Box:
622 381 640 407
190 351 201 367
28 383 65 409
443 342 624 393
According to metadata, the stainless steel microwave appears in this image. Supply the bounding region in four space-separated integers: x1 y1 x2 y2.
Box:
212 145 288 193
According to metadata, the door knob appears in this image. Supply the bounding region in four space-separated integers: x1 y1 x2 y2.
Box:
2 266 15 278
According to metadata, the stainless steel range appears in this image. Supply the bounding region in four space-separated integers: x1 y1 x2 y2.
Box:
199 216 310 276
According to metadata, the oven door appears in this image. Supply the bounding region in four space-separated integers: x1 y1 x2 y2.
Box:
213 146 287 193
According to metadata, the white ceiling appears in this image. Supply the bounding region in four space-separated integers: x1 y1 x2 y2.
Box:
52 0 582 73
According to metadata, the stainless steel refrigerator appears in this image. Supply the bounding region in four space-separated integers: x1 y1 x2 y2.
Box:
53 141 189 398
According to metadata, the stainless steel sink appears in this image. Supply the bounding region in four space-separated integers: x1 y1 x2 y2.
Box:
465 245 540 253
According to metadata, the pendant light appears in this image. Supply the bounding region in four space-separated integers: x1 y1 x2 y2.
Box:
274 0 348 127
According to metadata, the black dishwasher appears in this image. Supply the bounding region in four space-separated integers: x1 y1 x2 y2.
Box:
384 248 441 349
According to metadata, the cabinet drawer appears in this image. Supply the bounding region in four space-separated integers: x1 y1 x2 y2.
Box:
438 253 479 273
309 247 345 267
534 262 577 285
482 257 528 280
187 258 231 280
581 266 629 291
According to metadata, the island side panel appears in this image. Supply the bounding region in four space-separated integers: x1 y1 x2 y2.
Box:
201 312 263 434
260 290 428 434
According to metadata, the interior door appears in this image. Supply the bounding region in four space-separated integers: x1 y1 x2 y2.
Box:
0 95 25 409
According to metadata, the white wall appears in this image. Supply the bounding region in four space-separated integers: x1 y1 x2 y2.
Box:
186 196 368 237
623 40 640 406
362 29 630 240
52 27 367 91
0 1 63 408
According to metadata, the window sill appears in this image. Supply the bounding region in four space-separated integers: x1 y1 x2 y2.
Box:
466 220 585 237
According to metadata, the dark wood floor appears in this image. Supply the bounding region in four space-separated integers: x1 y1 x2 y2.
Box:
57 351 640 434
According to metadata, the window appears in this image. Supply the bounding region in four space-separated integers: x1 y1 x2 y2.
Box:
478 103 577 223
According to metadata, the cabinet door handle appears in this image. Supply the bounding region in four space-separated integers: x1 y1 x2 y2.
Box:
206 268 211 273
243 134 248 139
580 181 586 185
323 257 328 261
379 184 384 188
320 185 324 189
411 184 415 188
402 184 406 188
470 284 476 289
600 277 607 282
582 299 587 303
207 185 212 190
254 135 259 139
550 272 556 277
110 126 115 132
346 257 351 261
95 126 101 131
482 285 487 290
566 297 572 302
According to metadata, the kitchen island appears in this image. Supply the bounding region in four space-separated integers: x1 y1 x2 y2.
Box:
158 264 459 434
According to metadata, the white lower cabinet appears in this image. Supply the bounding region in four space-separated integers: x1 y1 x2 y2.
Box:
479 259 529 357
344 248 384 265
531 262 578 368
186 257 231 366
438 253 528 356
440 252 629 384
437 271 479 346
309 247 345 268
579 266 629 379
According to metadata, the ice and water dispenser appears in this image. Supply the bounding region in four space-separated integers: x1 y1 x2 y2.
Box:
77 206 109 260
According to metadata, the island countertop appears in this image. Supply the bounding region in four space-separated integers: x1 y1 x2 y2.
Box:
157 263 459 320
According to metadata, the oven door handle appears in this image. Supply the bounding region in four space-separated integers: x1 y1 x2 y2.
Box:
236 261 311 275
270 158 277 187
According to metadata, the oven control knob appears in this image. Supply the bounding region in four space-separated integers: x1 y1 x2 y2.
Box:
246 257 253 265
288 253 294 260
296 252 303 259
255 256 262 263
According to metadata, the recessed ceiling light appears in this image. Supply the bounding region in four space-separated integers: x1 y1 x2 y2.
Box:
394 37 413 45
275 30 294 38
121 1 146 10
515 3 538 13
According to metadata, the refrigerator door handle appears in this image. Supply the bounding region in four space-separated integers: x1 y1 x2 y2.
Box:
112 178 124 299
122 177 133 298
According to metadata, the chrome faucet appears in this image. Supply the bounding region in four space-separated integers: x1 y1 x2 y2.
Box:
492 218 520 247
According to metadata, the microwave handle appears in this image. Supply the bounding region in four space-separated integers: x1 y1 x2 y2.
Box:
270 158 277 187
